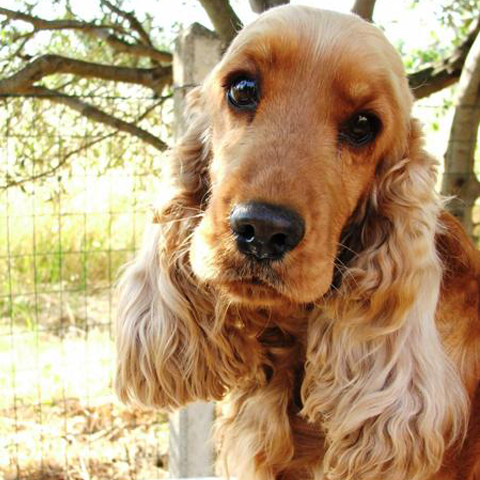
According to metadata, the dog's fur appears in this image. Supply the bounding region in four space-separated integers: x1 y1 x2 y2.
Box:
115 6 480 480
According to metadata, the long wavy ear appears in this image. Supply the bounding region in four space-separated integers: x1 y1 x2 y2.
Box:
115 87 259 409
302 120 469 480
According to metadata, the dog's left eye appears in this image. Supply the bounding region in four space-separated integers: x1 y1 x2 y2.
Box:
226 77 259 110
340 112 380 147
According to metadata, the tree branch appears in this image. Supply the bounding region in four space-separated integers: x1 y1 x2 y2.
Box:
197 0 242 46
2 131 116 190
22 86 168 151
95 30 172 63
0 7 116 32
248 0 289 14
409 15 480 99
100 0 153 47
351 0 377 22
2 97 169 189
0 7 172 64
0 54 172 94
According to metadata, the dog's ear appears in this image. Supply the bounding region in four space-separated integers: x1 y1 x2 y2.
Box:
115 87 258 409
302 120 469 480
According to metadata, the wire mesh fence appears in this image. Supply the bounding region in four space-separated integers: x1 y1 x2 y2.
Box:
1 96 170 480
0 94 478 480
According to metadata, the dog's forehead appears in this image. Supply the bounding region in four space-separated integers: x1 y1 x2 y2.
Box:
218 6 405 99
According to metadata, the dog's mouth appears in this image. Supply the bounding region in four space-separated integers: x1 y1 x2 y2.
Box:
242 276 271 286
216 261 289 305
221 279 286 306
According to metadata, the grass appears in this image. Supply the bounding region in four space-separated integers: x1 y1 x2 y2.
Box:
0 171 155 299
1 399 169 480
0 292 170 480
0 173 169 480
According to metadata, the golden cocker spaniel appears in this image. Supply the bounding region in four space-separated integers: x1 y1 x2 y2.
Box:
116 6 480 480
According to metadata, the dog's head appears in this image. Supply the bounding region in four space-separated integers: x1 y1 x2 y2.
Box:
183 6 412 306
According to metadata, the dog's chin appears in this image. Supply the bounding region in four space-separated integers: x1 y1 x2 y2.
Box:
218 278 291 308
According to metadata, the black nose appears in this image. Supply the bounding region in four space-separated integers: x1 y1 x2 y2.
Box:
229 202 305 261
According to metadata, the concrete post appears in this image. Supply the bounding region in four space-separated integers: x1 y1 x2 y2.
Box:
169 402 217 478
169 22 222 479
173 23 223 140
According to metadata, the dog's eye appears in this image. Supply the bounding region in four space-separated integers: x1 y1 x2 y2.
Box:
227 77 259 110
340 112 380 147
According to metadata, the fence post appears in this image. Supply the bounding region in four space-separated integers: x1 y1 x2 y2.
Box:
169 22 222 479
173 23 222 139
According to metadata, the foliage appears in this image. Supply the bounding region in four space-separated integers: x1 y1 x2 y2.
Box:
399 0 478 71
411 0 478 37
0 0 174 188
1 96 169 191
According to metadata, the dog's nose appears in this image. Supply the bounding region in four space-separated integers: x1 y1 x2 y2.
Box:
230 202 305 260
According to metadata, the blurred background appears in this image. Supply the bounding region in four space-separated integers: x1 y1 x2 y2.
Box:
0 0 479 479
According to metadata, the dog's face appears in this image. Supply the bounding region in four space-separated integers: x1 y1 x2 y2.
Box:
189 6 413 307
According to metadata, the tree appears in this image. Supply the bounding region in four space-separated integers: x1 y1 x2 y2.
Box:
441 32 480 236
351 0 376 23
0 4 172 140
1 0 479 231
0 1 175 189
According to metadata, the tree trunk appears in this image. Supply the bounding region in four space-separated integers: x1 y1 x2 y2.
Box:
197 0 242 46
441 32 480 240
249 0 289 14
351 0 377 22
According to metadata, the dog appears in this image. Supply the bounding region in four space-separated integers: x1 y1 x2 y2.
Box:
115 6 480 480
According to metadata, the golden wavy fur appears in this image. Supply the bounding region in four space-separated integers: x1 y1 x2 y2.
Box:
116 6 480 480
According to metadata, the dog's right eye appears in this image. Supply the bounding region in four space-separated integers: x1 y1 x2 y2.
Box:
339 112 381 147
226 77 259 111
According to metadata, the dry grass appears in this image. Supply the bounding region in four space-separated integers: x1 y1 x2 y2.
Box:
0 291 169 480
0 169 170 480
1 399 169 480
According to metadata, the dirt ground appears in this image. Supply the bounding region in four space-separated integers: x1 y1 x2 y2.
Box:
0 292 170 480
1 398 169 480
